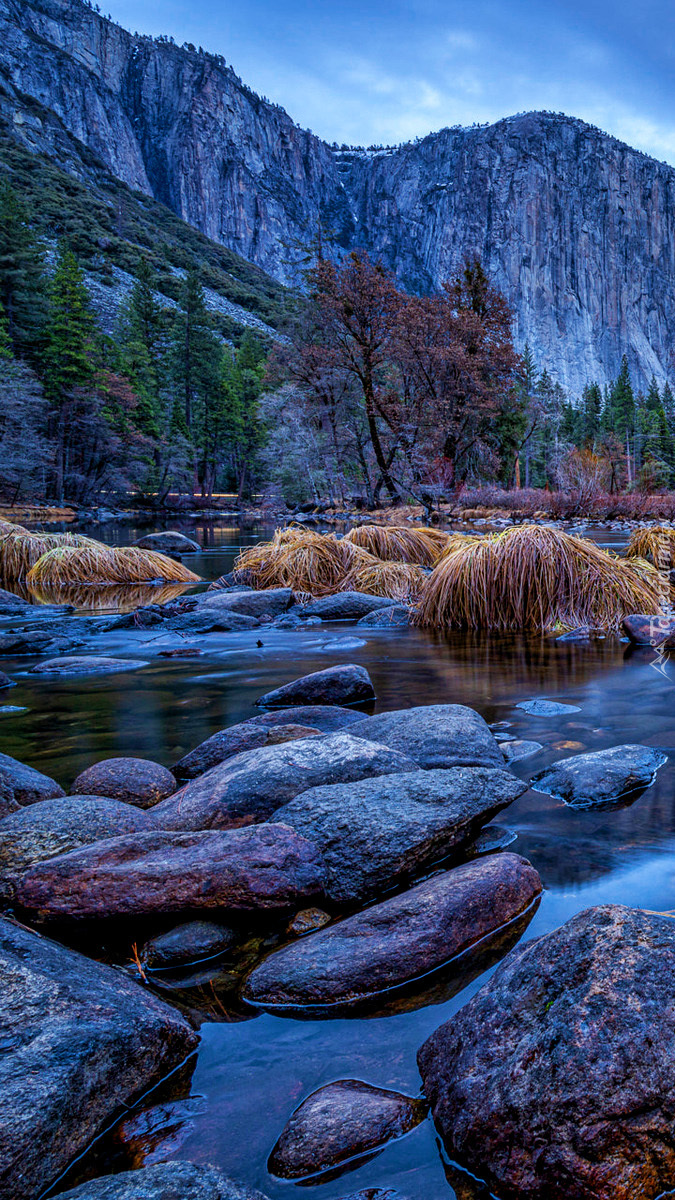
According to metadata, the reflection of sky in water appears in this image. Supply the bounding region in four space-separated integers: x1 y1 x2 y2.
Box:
11 520 675 1199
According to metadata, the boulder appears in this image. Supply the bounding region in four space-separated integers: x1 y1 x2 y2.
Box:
530 744 666 808
172 722 322 783
199 588 294 618
245 705 364 732
275 766 527 903
0 751 64 815
0 918 197 1200
622 613 675 646
133 531 201 553
70 758 176 809
300 592 397 620
30 657 149 676
514 698 581 715
357 604 412 627
0 630 82 655
501 739 543 763
142 920 238 968
269 1080 426 1180
51 1163 269 1200
243 853 541 1009
256 664 375 707
348 704 504 769
0 587 31 612
0 796 151 887
417 905 675 1200
152 733 417 832
163 610 259 633
16 824 326 920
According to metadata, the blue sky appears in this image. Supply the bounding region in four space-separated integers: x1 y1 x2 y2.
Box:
103 0 675 163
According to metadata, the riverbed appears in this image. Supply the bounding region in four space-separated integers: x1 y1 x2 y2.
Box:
4 519 674 1200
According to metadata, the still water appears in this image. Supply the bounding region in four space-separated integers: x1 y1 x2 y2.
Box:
5 519 675 1199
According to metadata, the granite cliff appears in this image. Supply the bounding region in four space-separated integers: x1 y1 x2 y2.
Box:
3 0 675 392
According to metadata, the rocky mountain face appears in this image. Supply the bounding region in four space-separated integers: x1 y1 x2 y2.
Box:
4 0 675 392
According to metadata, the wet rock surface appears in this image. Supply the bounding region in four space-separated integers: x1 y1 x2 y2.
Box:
0 917 198 1200
0 751 64 813
142 920 239 968
152 733 417 831
172 721 322 782
622 613 675 645
0 672 14 690
348 704 504 769
300 593 397 620
30 656 149 676
515 698 581 716
245 705 365 732
275 766 527 903
243 853 541 1008
71 757 176 809
501 739 543 763
199 588 294 618
531 743 666 807
256 664 375 707
357 605 412 627
17 824 326 919
417 905 675 1200
0 795 151 887
269 1080 426 1180
51 1162 269 1199
163 610 259 633
0 629 83 655
133 531 201 552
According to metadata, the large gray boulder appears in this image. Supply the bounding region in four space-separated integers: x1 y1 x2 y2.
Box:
256 664 375 707
0 751 64 816
243 854 541 1009
163 610 259 633
16 824 326 920
530 744 667 808
51 1163 269 1199
152 733 417 831
0 795 151 889
0 918 197 1200
275 766 527 903
70 757 176 809
173 721 323 782
133 530 200 553
269 1080 426 1180
0 630 83 655
199 588 294 618
417 905 675 1200
300 592 397 620
348 704 504 769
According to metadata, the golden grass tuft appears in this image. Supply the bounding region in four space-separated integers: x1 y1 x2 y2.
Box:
0 531 102 586
343 524 448 566
235 527 354 595
415 524 663 632
26 544 200 588
343 557 426 600
626 526 675 569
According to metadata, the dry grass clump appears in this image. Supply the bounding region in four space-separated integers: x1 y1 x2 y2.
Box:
27 544 200 588
415 524 663 632
344 557 426 600
626 526 675 569
0 531 101 586
343 524 448 566
235 528 354 595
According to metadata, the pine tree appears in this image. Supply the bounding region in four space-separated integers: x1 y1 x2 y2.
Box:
220 332 267 500
646 376 661 412
580 382 602 445
0 181 47 355
607 356 635 439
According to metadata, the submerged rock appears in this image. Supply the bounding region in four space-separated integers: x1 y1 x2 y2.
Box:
357 604 412 627
243 854 541 1009
0 918 197 1200
417 905 675 1200
152 733 416 831
275 766 527 903
501 739 543 763
113 1097 206 1167
515 698 581 715
172 721 321 782
287 907 331 936
17 824 326 920
256 664 375 707
70 758 176 809
300 592 397 620
530 744 666 807
0 630 82 655
0 751 64 814
348 704 504 769
30 656 149 676
0 672 15 690
51 1162 269 1200
134 531 200 553
142 920 238 968
269 1080 426 1180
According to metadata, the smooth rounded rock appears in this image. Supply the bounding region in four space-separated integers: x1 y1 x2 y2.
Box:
275 766 527 903
30 656 149 676
515 698 581 716
269 1079 426 1180
501 739 543 763
347 704 504 769
16 824 326 920
142 920 238 968
0 751 64 815
152 733 417 832
51 1162 270 1199
357 604 412 627
622 613 675 646
530 743 666 807
134 531 200 553
172 721 323 782
71 758 176 809
417 905 675 1200
300 592 397 620
246 706 365 732
199 588 294 618
256 664 375 708
243 854 541 1009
